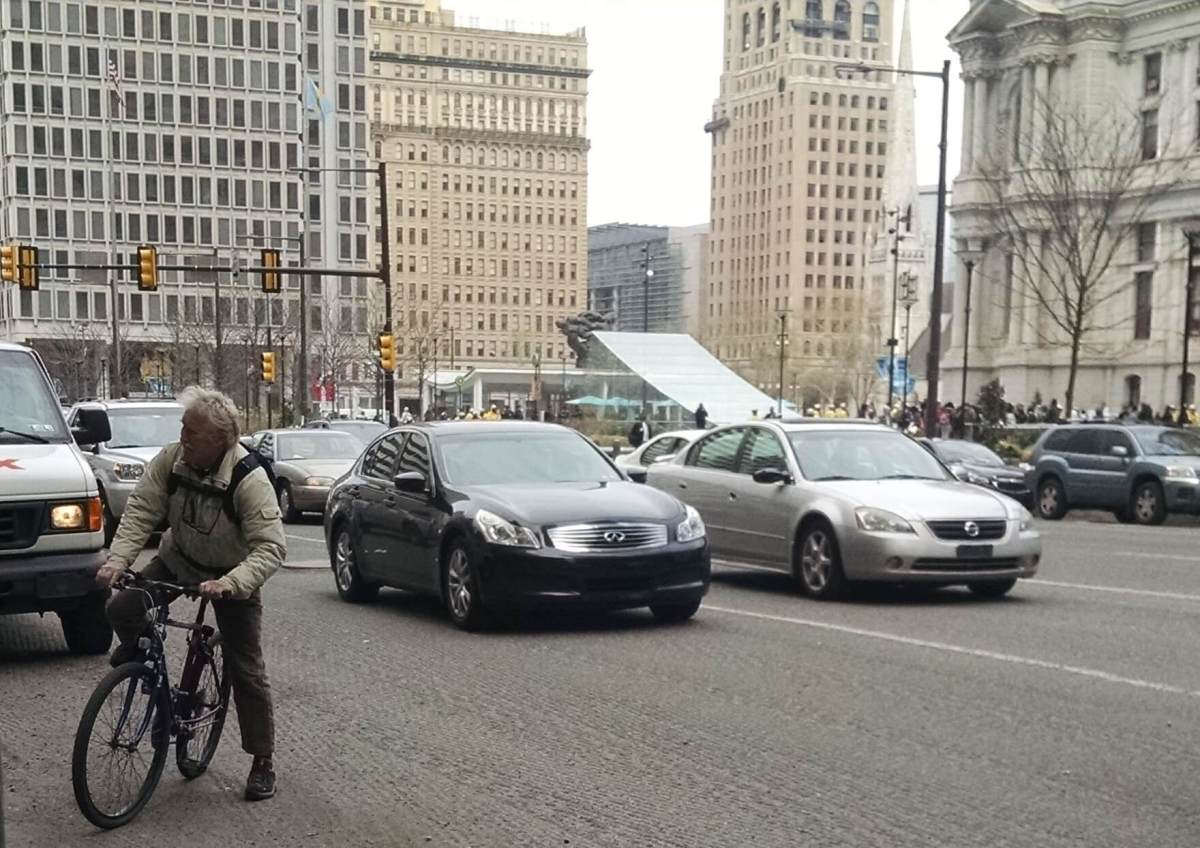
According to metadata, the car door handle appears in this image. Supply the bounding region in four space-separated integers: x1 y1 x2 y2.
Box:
678 482 687 489
728 492 737 501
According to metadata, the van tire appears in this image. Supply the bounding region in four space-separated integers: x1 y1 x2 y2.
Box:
60 592 114 655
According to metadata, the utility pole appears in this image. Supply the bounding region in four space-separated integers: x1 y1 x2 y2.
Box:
776 313 789 417
924 60 952 437
639 244 655 415
886 206 911 409
378 161 395 421
1182 228 1200 415
900 273 919 404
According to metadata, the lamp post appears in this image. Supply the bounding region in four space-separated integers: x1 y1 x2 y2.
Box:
640 245 655 416
955 240 985 409
899 273 919 402
1181 226 1200 415
886 207 912 409
531 350 542 421
836 59 951 437
776 312 789 416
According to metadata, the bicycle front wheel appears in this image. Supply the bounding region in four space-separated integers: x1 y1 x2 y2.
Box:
72 662 170 829
176 634 232 779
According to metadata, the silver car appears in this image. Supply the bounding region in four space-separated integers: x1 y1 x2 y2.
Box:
647 420 1041 599
253 429 363 522
68 400 184 546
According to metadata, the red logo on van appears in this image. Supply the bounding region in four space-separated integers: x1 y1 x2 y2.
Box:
0 459 23 470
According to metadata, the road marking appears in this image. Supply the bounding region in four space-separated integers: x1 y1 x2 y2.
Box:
286 533 324 545
282 558 327 570
703 604 1200 698
1111 551 1200 563
1029 579 1200 603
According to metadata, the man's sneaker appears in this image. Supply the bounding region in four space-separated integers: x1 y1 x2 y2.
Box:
244 756 276 801
108 643 141 668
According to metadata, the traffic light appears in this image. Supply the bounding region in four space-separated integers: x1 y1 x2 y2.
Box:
378 333 396 372
0 244 15 283
136 244 158 292
17 245 38 291
260 248 281 293
260 351 276 383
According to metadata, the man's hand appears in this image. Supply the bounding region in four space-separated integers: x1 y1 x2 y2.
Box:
198 579 233 601
96 563 127 589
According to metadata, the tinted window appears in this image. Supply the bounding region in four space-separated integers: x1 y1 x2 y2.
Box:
436 431 621 487
1042 430 1073 452
1096 430 1134 455
396 433 430 478
688 428 746 471
640 436 680 466
1065 429 1102 455
362 434 405 479
739 428 788 475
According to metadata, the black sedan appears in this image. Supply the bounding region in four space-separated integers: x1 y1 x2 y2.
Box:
323 422 710 629
921 438 1032 505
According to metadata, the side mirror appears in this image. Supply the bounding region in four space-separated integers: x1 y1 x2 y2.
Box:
393 471 428 494
238 436 257 452
752 467 792 485
1110 445 1129 458
71 408 111 447
626 468 649 484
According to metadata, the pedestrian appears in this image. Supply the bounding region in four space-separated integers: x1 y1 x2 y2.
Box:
628 412 652 448
750 409 760 420
694 403 709 429
95 387 284 802
939 403 954 439
399 406 414 424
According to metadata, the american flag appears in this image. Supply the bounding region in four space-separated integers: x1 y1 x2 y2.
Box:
106 57 124 109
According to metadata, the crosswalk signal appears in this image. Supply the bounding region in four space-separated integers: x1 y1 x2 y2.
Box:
136 244 158 292
17 245 38 291
260 351 277 384
378 333 396 372
260 248 281 293
0 244 16 283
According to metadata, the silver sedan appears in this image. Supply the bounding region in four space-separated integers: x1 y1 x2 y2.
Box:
647 420 1041 599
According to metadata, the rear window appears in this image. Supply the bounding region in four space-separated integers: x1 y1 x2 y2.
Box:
1042 430 1073 452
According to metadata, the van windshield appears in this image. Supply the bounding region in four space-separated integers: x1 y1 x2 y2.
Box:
0 350 70 443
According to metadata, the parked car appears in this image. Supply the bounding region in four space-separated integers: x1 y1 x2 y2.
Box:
647 420 1040 599
253 429 363 522
323 422 710 630
615 429 707 473
0 342 115 653
920 438 1032 506
68 400 184 546
1027 424 1200 525
303 418 386 446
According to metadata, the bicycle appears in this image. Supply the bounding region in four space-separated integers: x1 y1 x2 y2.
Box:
71 573 232 829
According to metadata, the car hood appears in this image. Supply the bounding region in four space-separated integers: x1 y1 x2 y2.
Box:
281 458 355 480
102 445 165 465
819 479 1010 520
462 480 685 527
0 443 95 499
959 461 1024 480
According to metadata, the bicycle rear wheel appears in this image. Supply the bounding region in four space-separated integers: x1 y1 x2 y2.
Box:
176 634 232 779
72 663 170 829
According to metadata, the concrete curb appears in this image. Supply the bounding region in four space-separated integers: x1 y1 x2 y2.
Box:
282 559 329 571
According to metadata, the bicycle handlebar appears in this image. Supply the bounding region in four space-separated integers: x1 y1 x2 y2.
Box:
115 572 206 600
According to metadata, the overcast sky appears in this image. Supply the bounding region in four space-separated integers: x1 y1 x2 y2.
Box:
445 0 970 226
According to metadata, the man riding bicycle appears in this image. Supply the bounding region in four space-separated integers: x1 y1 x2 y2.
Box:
96 387 286 802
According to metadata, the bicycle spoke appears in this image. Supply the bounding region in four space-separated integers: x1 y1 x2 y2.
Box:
82 672 161 818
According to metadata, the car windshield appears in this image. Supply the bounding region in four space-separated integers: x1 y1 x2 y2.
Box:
934 441 1005 467
437 431 622 487
0 350 70 443
276 433 363 461
327 421 386 443
105 408 183 448
1135 428 1200 457
788 430 950 482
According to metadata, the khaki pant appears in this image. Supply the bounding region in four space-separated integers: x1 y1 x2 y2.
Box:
105 558 275 758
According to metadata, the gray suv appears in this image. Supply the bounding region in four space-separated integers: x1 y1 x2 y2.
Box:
1027 424 1200 525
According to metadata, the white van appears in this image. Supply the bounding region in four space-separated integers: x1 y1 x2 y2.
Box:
0 342 114 654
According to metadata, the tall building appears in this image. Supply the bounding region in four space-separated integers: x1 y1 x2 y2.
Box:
946 0 1200 413
367 0 589 401
0 1 307 405
703 0 895 406
588 223 708 336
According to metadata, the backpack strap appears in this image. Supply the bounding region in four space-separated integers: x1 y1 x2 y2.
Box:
223 452 268 524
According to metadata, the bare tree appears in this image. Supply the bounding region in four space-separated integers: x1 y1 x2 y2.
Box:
35 322 107 402
399 325 443 417
978 99 1192 414
310 320 365 415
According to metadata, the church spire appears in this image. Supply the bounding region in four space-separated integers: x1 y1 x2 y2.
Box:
882 0 922 235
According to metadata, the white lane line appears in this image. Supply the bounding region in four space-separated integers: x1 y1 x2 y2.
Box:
702 604 1200 698
282 559 328 570
286 533 324 545
1029 579 1200 603
1111 551 1200 563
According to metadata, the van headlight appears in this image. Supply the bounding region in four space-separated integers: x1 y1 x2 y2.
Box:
676 505 706 542
474 509 542 548
1164 465 1197 479
855 507 915 534
50 503 86 530
112 462 144 482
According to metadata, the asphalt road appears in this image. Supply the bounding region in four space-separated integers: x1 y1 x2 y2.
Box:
3 515 1200 847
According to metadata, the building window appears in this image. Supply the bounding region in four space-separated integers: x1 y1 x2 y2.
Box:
863 2 880 42
1142 109 1158 160
1144 52 1162 96
741 12 751 50
1136 222 1156 263
755 7 766 47
771 2 781 43
833 0 851 39
804 0 823 36
1134 271 1153 340
1125 375 1142 407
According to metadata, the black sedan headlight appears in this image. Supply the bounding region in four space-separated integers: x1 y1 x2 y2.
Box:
676 505 706 542
474 509 542 549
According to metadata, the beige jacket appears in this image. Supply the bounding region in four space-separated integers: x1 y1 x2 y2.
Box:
107 442 286 599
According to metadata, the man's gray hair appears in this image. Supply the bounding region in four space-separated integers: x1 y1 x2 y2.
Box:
179 386 240 448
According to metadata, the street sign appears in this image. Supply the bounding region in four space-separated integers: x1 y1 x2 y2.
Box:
875 356 911 396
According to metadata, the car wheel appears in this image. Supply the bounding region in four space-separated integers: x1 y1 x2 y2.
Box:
331 527 378 603
967 578 1017 599
443 540 490 631
1036 477 1067 520
60 591 114 655
795 523 849 600
1131 480 1167 526
278 484 300 524
101 493 118 548
649 598 702 623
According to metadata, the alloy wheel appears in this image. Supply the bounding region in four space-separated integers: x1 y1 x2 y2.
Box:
280 488 292 515
1040 484 1059 516
1136 487 1158 522
801 532 831 593
335 532 355 592
447 548 473 620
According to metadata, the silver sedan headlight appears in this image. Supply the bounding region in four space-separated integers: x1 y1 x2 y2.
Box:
855 507 916 534
676 505 706 542
112 462 144 483
474 509 542 549
303 476 335 487
1016 506 1034 532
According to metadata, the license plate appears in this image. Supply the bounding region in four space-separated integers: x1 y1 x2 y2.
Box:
956 545 993 560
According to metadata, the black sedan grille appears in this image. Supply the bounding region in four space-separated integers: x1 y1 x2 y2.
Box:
913 558 1020 572
0 503 43 550
993 478 1028 493
926 519 1007 542
547 523 668 553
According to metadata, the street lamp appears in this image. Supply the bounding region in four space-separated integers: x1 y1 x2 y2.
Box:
899 273 919 402
837 59 952 437
885 206 912 409
1181 225 1200 415
639 245 655 415
775 312 789 417
956 239 986 408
